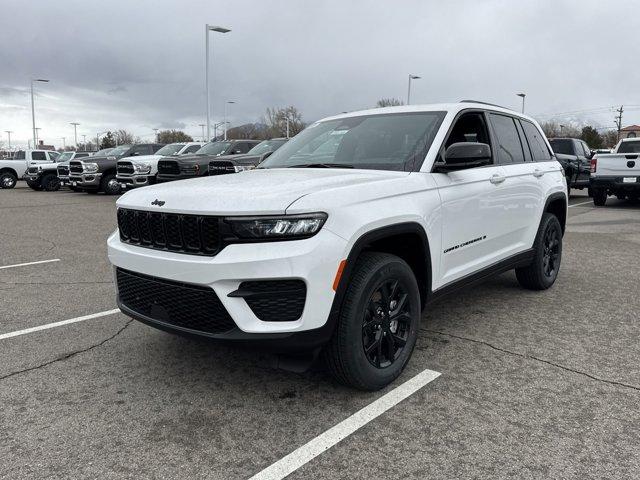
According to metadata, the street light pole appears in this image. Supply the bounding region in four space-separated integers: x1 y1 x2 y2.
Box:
517 93 526 113
70 122 80 148
4 131 12 150
30 78 49 149
224 100 235 140
407 74 421 105
198 124 206 142
35 128 42 146
205 24 231 142
82 134 86 150
61 137 66 149
153 128 159 142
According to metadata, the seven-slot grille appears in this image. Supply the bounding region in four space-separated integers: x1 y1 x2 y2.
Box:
117 161 134 175
57 165 69 176
70 161 83 173
157 160 180 175
117 208 221 255
116 268 236 335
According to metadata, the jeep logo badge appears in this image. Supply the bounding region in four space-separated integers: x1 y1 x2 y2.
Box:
151 199 165 206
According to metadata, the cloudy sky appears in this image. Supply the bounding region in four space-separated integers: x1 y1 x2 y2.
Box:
2 0 640 148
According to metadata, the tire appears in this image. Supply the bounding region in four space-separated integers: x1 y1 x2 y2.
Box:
587 187 593 198
41 173 61 192
69 186 81 192
616 194 626 201
101 173 121 195
0 172 17 189
593 188 607 206
323 252 421 391
515 213 562 290
26 179 43 191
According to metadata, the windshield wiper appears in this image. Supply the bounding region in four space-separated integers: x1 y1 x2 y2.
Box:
288 163 354 169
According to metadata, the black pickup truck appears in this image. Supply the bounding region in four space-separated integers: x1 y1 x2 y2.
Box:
208 138 288 175
156 139 259 183
69 143 164 194
548 138 593 191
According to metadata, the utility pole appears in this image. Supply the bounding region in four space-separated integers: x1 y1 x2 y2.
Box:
615 105 624 141
82 134 86 150
4 131 12 150
198 124 206 142
153 128 159 142
70 122 80 148
61 137 66 149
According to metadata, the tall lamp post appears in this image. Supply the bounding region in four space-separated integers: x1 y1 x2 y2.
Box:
153 128 159 142
35 127 42 146
70 122 80 148
61 137 66 149
205 24 231 142
198 123 206 142
5 131 12 150
517 93 526 113
407 74 421 105
30 78 49 148
223 100 235 140
82 134 87 150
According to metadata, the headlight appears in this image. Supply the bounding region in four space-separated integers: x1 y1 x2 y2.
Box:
233 165 255 173
133 163 151 174
84 162 99 173
225 213 327 240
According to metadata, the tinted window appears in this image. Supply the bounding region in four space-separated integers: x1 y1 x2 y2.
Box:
183 144 202 154
14 151 25 160
489 114 524 164
617 140 640 153
76 152 90 158
131 145 150 156
521 121 552 162
548 139 574 155
32 151 47 161
515 121 532 161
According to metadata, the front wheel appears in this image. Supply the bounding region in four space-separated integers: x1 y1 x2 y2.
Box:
323 252 421 391
101 174 121 195
41 174 61 192
516 213 562 290
0 172 17 189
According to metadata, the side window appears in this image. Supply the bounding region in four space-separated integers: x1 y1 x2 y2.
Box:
184 144 201 154
441 112 492 166
581 141 591 157
152 144 163 153
515 121 532 162
520 121 553 162
131 145 149 156
32 151 47 161
488 114 524 164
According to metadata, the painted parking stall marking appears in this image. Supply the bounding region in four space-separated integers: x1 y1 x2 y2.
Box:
0 258 60 270
568 200 593 208
249 368 441 480
0 309 120 341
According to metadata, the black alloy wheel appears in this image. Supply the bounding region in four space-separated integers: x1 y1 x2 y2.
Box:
542 226 560 279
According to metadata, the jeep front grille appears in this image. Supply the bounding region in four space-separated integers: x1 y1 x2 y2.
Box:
116 268 236 335
117 208 221 256
117 161 134 175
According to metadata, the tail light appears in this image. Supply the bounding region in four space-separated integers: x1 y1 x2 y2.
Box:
590 157 597 173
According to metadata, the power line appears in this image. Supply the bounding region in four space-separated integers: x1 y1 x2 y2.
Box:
615 105 624 140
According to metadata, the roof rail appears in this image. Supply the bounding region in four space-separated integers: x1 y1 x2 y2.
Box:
460 99 510 110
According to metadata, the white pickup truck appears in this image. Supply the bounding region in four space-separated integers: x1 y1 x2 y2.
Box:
590 138 640 205
0 150 60 189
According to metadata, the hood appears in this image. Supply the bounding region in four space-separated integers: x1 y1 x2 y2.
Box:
118 154 163 165
117 168 409 215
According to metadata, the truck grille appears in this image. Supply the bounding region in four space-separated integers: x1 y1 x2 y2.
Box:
70 161 83 173
116 268 236 335
57 165 69 176
238 280 307 322
157 160 180 175
117 161 134 175
117 208 221 256
209 161 235 175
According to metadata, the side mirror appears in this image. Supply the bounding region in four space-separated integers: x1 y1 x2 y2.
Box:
131 152 140 156
437 142 491 171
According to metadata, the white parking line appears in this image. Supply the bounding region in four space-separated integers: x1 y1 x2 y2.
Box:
249 368 441 480
0 258 60 270
0 309 121 341
568 200 593 208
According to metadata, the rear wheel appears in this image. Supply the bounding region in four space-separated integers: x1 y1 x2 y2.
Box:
101 173 121 195
516 213 562 290
41 173 61 192
593 188 607 206
0 172 17 189
323 252 421 391
26 179 43 191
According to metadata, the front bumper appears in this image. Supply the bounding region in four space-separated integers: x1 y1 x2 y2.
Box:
69 173 102 188
591 175 640 191
117 174 153 189
107 228 348 342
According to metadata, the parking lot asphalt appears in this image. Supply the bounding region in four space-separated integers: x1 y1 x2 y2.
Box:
1 184 639 479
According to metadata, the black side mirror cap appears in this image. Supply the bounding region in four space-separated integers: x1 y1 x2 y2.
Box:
435 142 492 172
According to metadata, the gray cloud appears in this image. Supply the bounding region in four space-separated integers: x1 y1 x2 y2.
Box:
2 0 640 147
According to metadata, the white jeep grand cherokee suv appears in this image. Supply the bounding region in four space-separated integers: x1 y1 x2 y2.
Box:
108 102 567 390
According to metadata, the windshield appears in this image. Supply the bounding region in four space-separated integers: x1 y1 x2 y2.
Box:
617 140 640 153
107 145 132 156
95 148 113 156
156 143 186 156
195 141 232 156
57 152 74 162
259 112 446 171
247 139 287 155
548 139 574 155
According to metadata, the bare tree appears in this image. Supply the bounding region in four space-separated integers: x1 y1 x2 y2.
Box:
113 129 139 145
601 129 619 149
263 106 305 138
539 121 580 139
375 98 404 108
157 130 193 143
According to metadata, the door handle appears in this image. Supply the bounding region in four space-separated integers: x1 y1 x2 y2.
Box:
489 174 506 184
533 169 545 178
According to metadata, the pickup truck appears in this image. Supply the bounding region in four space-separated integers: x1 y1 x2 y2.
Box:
0 150 60 189
548 138 592 191
208 138 288 175
156 139 259 183
590 138 640 205
25 151 93 191
117 142 204 190
59 148 111 190
69 143 164 194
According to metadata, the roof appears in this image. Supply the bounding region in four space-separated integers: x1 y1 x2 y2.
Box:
620 125 640 131
320 102 535 124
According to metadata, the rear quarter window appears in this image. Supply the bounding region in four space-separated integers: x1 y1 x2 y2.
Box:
521 121 553 162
